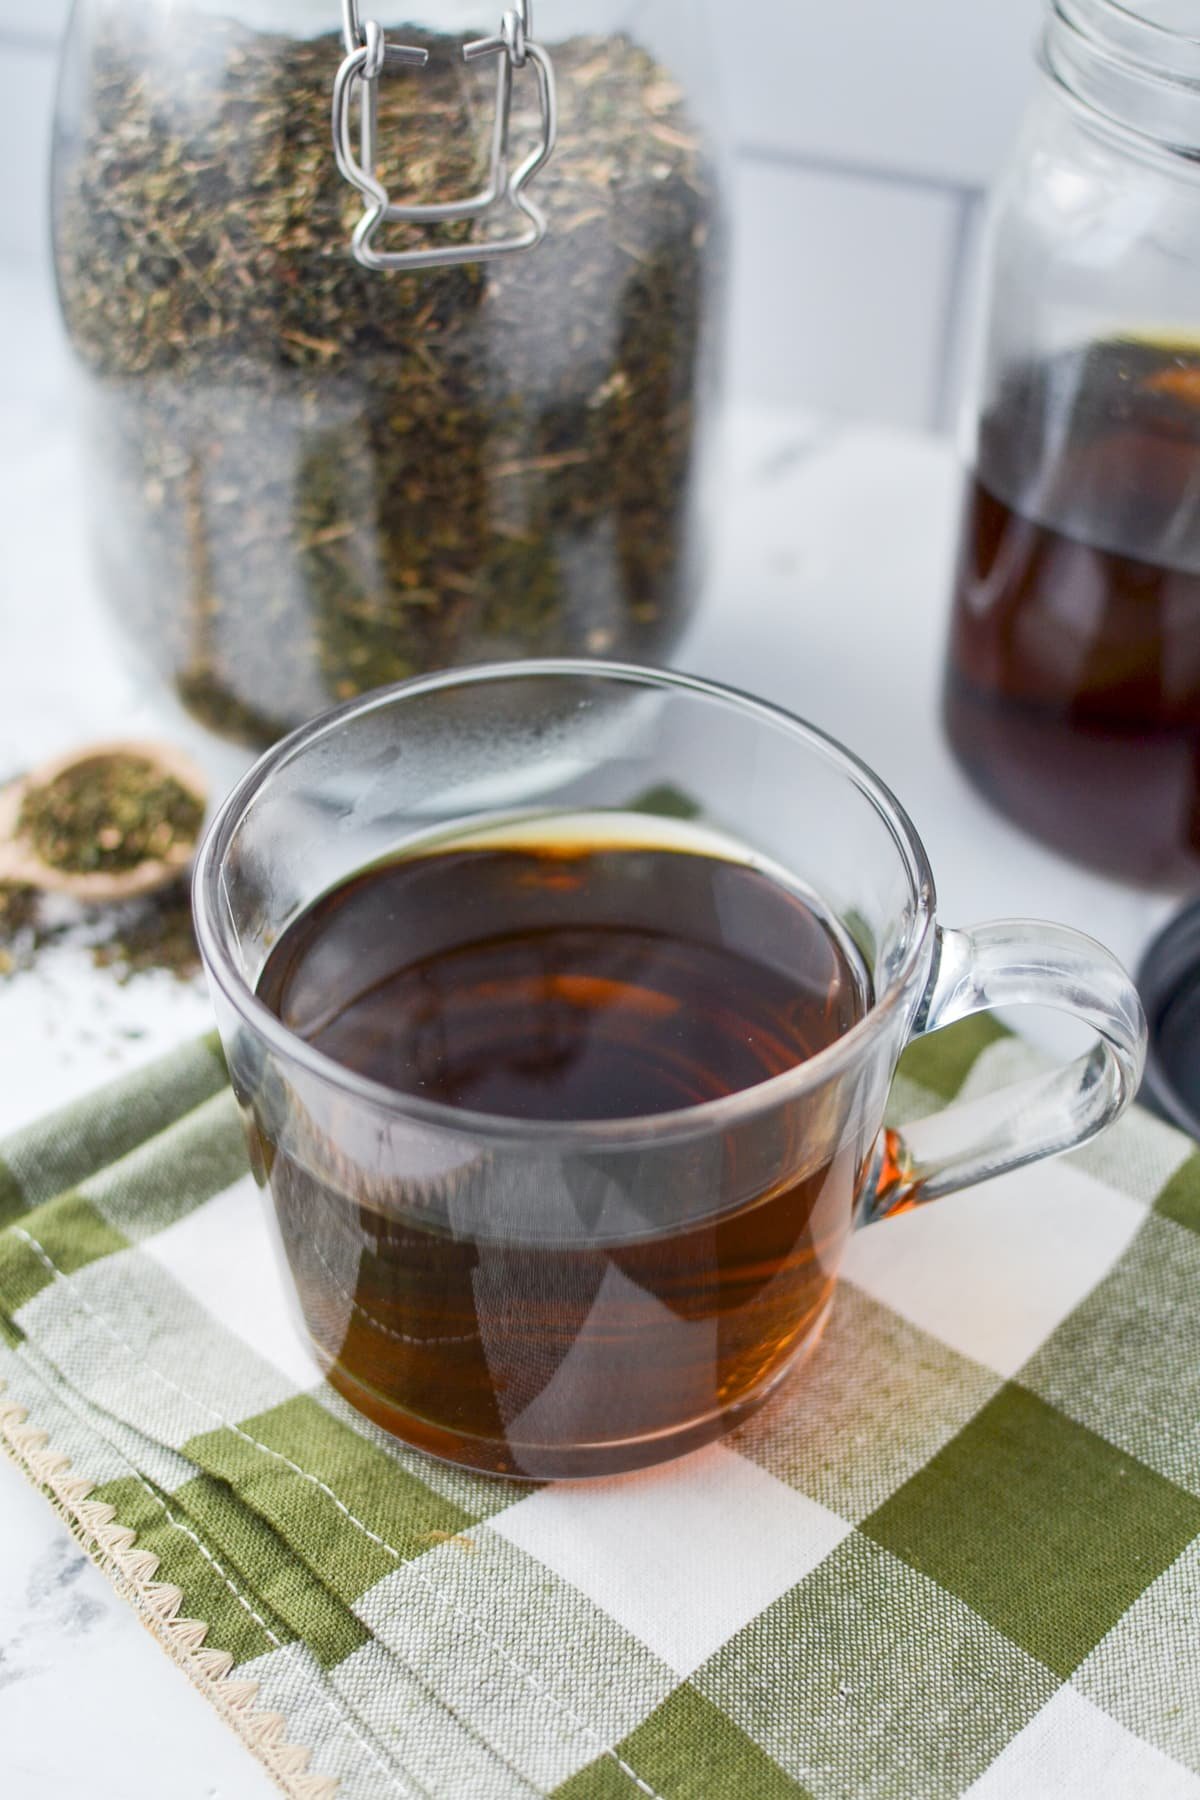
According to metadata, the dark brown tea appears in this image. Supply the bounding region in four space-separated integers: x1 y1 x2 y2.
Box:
255 821 872 1477
944 338 1200 886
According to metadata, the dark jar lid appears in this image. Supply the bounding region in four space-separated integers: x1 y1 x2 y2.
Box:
1138 901 1200 1140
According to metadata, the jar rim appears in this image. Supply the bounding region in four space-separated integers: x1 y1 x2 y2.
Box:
1046 0 1200 158
1063 0 1200 56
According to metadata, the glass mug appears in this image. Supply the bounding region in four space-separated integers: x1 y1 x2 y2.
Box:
193 663 1146 1479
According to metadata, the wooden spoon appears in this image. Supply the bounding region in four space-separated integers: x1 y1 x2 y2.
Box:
0 740 209 904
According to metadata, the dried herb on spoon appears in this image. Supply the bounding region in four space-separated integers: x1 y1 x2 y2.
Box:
19 753 205 876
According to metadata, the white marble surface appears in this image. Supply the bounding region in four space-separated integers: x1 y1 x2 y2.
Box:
0 268 1174 1800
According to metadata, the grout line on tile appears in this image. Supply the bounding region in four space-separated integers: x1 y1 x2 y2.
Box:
737 139 982 203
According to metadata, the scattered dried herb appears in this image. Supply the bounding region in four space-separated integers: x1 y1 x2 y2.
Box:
0 879 38 940
56 21 720 745
0 870 200 986
0 880 38 976
18 754 204 875
90 879 202 985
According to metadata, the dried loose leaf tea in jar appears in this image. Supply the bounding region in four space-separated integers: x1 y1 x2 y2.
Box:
53 2 727 745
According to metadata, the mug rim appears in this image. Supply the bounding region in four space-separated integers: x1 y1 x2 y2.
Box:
192 660 939 1144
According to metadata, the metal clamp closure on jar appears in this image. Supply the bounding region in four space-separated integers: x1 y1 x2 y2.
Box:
332 0 558 271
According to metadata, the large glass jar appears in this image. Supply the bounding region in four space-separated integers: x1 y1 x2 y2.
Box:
942 0 1200 888
52 1 725 746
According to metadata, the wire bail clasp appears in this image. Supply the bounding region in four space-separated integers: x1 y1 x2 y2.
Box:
332 0 558 272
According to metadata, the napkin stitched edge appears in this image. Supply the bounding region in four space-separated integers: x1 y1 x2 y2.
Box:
0 1384 337 1800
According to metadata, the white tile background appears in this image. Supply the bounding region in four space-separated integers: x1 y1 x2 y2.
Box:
0 0 1045 428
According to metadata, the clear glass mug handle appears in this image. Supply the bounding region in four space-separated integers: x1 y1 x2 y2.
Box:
864 920 1148 1221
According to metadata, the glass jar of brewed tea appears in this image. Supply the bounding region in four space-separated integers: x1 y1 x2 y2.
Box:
943 0 1200 887
52 2 725 747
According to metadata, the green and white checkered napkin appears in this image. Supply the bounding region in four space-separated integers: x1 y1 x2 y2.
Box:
3 1017 1200 1800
